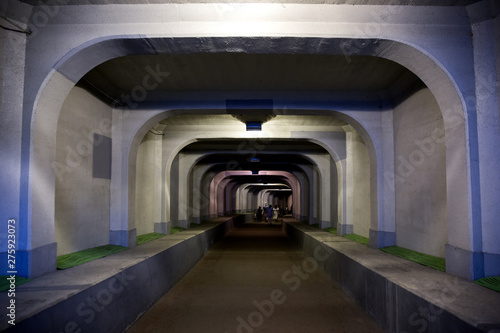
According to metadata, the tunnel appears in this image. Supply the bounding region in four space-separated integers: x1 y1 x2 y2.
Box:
1 1 500 332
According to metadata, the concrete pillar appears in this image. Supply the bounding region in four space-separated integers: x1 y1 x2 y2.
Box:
225 181 239 215
235 185 244 213
169 154 186 228
0 27 40 277
343 131 356 236
149 126 166 234
189 163 213 225
201 169 218 221
294 168 310 222
110 109 137 247
312 166 320 225
462 0 500 278
306 154 332 229
369 109 397 249
176 152 201 228
160 134 194 229
217 178 231 217
247 187 256 212
243 186 252 213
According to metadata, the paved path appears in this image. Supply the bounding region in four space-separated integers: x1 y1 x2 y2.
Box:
127 222 384 333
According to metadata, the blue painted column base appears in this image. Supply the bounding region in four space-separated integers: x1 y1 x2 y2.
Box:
319 220 331 229
154 222 171 235
445 244 485 281
109 229 136 248
337 223 353 236
369 229 396 249
1 242 57 278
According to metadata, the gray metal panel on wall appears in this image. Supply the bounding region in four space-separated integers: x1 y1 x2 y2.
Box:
93 133 112 179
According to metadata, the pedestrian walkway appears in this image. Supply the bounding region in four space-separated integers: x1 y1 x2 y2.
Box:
127 222 384 333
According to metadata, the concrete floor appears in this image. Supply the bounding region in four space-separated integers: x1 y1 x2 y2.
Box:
127 222 385 333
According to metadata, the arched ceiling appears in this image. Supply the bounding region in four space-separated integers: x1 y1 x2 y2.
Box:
78 52 423 104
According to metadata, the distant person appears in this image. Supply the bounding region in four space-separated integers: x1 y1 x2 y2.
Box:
267 205 273 226
256 206 263 222
273 205 279 222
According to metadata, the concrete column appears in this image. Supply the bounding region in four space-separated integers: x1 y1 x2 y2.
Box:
462 1 500 278
160 134 194 229
151 129 169 234
189 164 213 225
176 152 201 228
307 154 332 229
110 109 137 247
329 155 338 230
294 155 330 228
312 166 320 225
201 169 218 221
227 181 239 215
168 154 184 228
243 186 253 213
236 185 248 213
235 185 244 213
369 110 397 249
248 188 257 212
343 131 356 236
217 178 231 217
344 129 371 238
0 28 41 277
294 168 311 222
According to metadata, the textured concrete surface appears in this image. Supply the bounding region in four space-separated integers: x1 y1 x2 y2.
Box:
127 222 384 333
285 221 500 333
0 216 246 332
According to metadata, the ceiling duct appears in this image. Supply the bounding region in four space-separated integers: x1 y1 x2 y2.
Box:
226 99 276 130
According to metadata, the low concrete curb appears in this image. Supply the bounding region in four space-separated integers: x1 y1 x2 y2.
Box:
1 215 248 333
284 221 500 333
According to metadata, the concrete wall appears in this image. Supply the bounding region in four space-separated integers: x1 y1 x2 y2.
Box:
350 131 371 238
0 27 26 256
135 132 159 236
54 87 112 255
393 88 447 257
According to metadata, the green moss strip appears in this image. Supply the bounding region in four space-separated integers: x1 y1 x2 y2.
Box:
57 245 128 270
380 246 445 272
170 226 186 234
0 276 31 293
343 234 369 245
324 227 337 235
137 232 166 245
310 223 320 229
475 276 500 293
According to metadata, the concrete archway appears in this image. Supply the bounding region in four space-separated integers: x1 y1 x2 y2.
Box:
26 36 471 279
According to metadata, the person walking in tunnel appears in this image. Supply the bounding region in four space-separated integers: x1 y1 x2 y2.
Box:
256 206 263 222
267 204 274 226
273 205 279 223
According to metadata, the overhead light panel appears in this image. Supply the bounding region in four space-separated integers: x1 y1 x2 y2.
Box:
246 121 262 131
